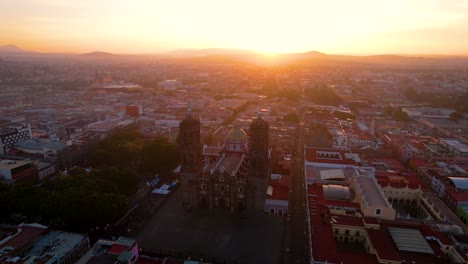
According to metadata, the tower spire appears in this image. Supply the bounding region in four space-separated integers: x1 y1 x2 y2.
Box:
186 101 192 118
257 103 263 119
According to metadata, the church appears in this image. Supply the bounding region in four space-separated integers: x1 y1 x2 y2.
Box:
178 107 269 213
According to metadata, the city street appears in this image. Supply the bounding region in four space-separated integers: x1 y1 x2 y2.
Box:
284 112 309 264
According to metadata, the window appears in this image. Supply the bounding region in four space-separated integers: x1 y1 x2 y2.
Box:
201 184 207 190
345 230 350 235
220 177 224 182
376 209 381 215
220 185 225 192
239 187 244 193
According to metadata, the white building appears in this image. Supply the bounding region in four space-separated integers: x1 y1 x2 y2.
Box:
158 79 182 91
440 138 468 157
402 107 455 118
0 123 32 154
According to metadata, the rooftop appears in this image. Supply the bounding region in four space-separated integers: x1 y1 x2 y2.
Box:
0 223 48 250
355 175 391 208
441 138 468 153
305 147 357 165
226 127 248 141
25 230 88 261
448 177 468 190
212 152 245 176
388 227 434 254
0 160 33 170
320 169 345 180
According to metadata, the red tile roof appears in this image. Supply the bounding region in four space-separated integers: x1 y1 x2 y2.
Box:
446 190 468 203
108 244 127 255
367 227 400 261
431 231 451 245
410 159 428 168
333 215 365 227
321 199 360 210
309 204 378 264
305 147 356 165
368 158 405 171
375 173 422 190
307 177 450 264
268 185 289 200
268 174 290 201
0 225 48 249
269 174 290 188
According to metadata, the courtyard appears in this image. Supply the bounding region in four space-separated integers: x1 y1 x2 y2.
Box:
135 182 285 264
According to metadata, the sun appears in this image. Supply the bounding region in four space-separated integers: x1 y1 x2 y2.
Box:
257 51 279 58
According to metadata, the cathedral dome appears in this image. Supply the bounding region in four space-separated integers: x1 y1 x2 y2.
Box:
226 127 248 141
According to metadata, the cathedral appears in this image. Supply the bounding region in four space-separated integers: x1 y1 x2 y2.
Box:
178 108 269 213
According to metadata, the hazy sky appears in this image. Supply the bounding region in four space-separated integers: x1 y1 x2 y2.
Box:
1 0 468 54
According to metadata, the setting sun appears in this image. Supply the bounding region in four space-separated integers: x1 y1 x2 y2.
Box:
1 0 468 54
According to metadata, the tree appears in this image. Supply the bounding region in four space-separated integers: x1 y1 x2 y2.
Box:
141 137 180 174
303 84 342 106
383 105 410 122
93 167 138 196
383 105 394 116
393 109 410 122
283 113 300 123
0 171 130 231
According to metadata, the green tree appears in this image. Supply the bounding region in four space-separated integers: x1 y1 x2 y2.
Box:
303 84 342 106
283 113 300 123
141 137 180 174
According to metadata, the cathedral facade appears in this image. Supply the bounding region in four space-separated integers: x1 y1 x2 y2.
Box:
178 110 269 213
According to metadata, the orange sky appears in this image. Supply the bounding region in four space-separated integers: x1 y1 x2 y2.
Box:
1 0 468 55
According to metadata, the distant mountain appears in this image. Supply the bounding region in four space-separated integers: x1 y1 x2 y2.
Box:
79 51 116 57
300 50 327 56
0 44 466 66
0 44 26 53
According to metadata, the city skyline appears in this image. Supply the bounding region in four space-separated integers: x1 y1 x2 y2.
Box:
1 0 468 55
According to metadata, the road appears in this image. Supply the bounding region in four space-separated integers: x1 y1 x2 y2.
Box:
284 112 309 264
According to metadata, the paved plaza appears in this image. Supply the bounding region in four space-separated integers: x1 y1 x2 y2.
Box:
135 182 285 264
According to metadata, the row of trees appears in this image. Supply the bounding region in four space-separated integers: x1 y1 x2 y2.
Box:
0 168 129 231
87 129 180 175
0 128 181 231
383 106 411 122
405 87 468 112
303 84 343 106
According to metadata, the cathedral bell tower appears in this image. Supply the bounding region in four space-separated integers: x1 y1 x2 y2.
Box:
249 112 269 179
177 106 202 210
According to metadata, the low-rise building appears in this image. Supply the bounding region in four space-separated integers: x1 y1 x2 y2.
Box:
77 237 139 264
0 159 38 183
0 223 89 264
0 124 32 155
265 173 289 216
440 138 468 157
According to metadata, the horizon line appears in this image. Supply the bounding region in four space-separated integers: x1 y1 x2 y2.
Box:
1 44 468 58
